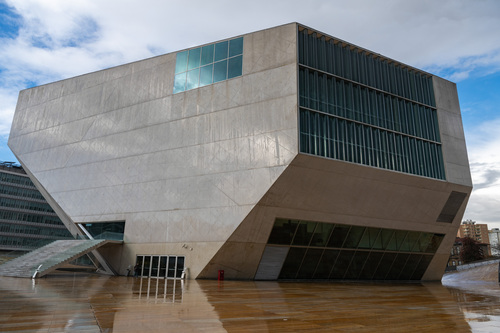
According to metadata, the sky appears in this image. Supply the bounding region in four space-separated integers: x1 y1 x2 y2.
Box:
0 0 499 228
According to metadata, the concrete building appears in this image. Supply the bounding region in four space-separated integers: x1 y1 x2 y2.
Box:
0 161 71 254
8 23 472 281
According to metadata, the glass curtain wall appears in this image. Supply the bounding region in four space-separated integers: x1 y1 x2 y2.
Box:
298 27 445 180
268 218 444 280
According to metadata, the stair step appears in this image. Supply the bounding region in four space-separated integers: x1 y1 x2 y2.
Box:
0 240 108 278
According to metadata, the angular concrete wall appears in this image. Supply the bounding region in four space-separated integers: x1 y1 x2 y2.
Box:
9 23 299 277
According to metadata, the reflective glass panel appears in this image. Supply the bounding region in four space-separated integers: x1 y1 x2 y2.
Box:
344 251 370 279
199 65 213 87
229 37 243 57
186 68 200 90
175 50 188 74
358 251 384 279
173 73 187 93
201 44 214 66
268 219 299 245
167 256 176 278
187 47 201 70
372 252 397 280
386 253 409 280
215 41 228 61
213 60 227 83
327 224 350 248
176 257 185 278
343 226 365 248
310 223 334 247
228 55 243 79
292 221 317 246
358 227 380 249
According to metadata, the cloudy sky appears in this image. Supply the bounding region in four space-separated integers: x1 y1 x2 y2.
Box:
1 0 499 227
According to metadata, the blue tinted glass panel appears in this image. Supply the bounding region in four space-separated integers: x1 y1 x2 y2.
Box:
229 37 243 57
228 55 242 79
215 41 228 62
175 51 188 74
187 47 201 70
173 73 187 93
186 68 200 90
213 60 227 82
199 64 213 87
201 44 214 66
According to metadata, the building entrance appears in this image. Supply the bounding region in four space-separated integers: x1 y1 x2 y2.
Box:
135 255 185 278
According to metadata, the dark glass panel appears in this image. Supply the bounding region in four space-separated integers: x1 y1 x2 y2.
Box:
425 234 444 253
215 41 228 61
229 37 243 57
310 222 334 247
176 257 185 278
400 231 419 252
151 256 160 277
327 224 350 248
343 226 365 248
159 256 167 277
279 247 306 279
213 60 227 83
143 256 151 277
228 55 242 79
268 219 299 245
344 251 370 279
399 254 422 280
199 65 213 87
187 47 201 70
372 252 397 280
292 221 317 246
296 248 323 279
386 253 409 280
175 50 188 74
136 256 144 276
387 230 408 251
167 256 176 278
358 251 384 279
411 254 433 280
201 44 214 66
313 249 339 279
373 229 394 250
358 227 380 249
329 250 355 279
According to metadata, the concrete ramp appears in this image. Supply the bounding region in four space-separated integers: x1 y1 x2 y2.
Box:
0 239 112 278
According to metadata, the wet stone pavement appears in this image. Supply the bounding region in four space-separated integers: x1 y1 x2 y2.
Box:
0 273 500 332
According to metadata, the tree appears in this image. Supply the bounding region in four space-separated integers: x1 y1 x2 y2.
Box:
459 237 484 263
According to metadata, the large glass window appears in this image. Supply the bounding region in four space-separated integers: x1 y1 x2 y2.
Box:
298 27 445 180
135 255 185 279
173 37 243 93
268 218 444 281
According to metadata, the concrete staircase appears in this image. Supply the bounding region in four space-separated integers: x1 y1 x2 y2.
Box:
0 239 108 278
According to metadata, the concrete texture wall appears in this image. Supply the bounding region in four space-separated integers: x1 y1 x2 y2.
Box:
9 23 299 277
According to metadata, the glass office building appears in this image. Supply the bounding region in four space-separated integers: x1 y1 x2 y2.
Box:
0 162 72 254
9 23 472 280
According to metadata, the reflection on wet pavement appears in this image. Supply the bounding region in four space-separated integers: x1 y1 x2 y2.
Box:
0 274 499 332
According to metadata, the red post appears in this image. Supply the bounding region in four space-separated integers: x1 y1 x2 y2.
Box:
218 270 224 281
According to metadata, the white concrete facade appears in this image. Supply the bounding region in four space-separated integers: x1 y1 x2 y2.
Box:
8 23 472 280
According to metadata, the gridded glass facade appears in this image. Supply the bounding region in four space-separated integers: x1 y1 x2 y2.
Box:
0 164 72 251
298 28 445 180
173 37 243 93
268 218 444 280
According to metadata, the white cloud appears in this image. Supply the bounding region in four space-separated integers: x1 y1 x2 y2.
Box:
463 118 500 227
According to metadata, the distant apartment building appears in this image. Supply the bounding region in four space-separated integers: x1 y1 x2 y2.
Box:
457 220 491 256
0 161 72 253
